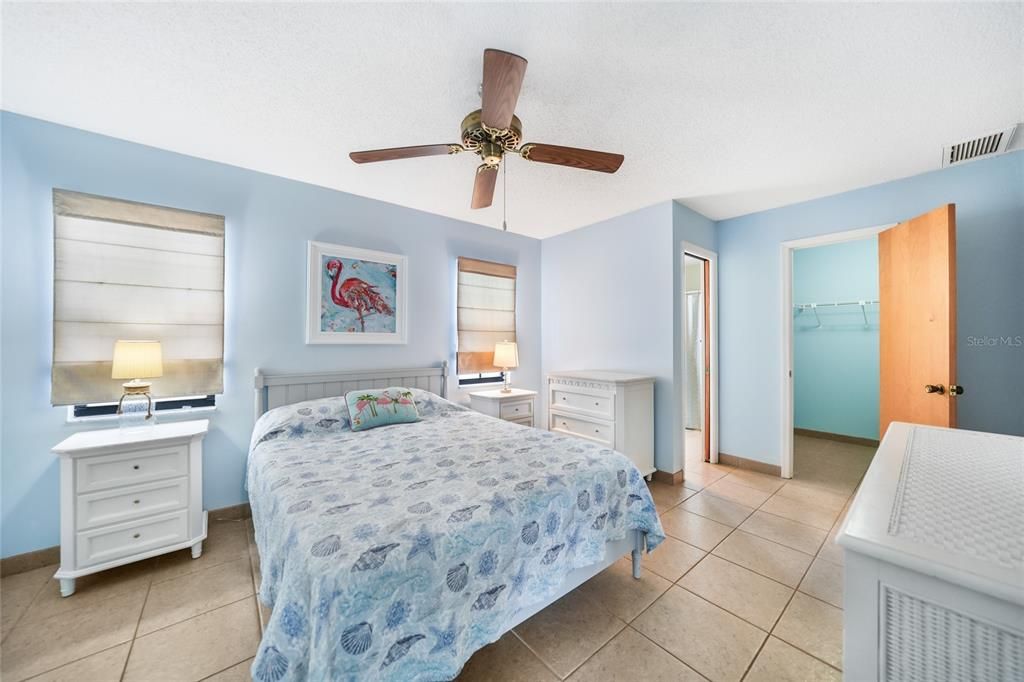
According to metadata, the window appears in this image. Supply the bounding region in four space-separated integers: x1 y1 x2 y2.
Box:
72 395 216 419
51 190 225 407
456 257 516 385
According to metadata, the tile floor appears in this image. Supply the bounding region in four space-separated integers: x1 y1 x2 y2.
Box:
0 435 873 681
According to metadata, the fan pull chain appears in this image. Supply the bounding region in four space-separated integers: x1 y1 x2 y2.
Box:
502 161 508 232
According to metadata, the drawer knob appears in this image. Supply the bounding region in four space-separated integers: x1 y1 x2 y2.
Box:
133 533 141 539
561 396 566 400
594 402 599 406
133 499 141 505
133 465 140 470
594 429 599 433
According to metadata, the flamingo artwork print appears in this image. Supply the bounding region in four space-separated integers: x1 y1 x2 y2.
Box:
307 242 408 344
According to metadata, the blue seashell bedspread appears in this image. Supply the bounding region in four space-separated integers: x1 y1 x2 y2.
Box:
246 389 665 681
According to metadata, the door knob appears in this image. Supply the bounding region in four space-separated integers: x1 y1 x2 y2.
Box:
949 384 965 396
925 384 945 394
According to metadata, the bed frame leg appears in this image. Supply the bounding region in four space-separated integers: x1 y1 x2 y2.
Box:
631 532 644 579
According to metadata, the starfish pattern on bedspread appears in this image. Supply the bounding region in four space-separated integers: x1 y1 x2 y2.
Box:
246 388 664 681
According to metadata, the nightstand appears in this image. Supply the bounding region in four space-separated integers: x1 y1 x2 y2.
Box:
51 419 209 597
469 388 538 427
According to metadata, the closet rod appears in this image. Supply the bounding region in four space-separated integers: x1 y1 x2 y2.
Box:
792 300 878 309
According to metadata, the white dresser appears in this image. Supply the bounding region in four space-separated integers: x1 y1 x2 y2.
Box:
838 422 1024 681
469 388 537 427
52 420 209 596
547 371 655 478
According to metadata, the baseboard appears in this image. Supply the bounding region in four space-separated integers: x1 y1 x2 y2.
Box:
794 427 879 448
1 502 252 577
717 452 782 477
652 469 684 486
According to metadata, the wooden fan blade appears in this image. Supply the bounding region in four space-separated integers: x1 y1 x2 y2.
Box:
519 143 624 173
350 144 460 164
481 49 528 131
471 165 498 209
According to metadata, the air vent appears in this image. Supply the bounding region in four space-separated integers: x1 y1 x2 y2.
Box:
942 125 1017 167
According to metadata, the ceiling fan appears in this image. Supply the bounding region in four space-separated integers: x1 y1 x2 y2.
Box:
350 49 624 209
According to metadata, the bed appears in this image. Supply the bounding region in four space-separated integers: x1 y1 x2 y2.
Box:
247 363 665 681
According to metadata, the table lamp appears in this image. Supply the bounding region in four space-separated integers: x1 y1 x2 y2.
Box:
493 340 518 393
112 340 163 425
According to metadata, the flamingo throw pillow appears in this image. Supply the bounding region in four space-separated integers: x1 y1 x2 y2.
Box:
345 387 421 432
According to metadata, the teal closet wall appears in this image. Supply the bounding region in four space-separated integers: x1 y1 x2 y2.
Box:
793 238 879 440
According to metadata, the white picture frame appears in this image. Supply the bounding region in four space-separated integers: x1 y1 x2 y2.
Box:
306 241 408 345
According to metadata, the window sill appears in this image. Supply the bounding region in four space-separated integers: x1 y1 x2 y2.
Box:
65 405 217 425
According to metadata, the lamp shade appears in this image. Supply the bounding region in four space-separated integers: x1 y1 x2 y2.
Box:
493 341 519 369
111 340 163 380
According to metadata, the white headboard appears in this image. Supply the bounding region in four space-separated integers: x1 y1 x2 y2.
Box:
253 362 449 420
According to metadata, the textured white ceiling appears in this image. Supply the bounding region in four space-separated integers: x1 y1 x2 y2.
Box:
3 3 1022 238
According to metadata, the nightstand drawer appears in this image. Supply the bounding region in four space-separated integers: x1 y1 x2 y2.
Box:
550 411 615 446
76 445 188 493
76 509 189 568
500 400 533 420
510 416 534 427
76 477 189 530
552 389 613 418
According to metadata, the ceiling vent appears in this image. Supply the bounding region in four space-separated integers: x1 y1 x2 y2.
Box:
942 125 1017 167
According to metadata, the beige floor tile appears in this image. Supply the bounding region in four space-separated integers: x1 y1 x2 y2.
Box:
679 492 754 527
633 586 766 682
659 508 732 551
774 481 848 512
138 556 255 635
773 593 844 670
151 519 250 583
712 531 812 588
745 636 841 682
643 536 706 582
1 564 56 640
26 643 130 682
702 478 772 508
682 476 705 492
678 555 793 631
798 558 843 608
576 559 671 622
203 658 254 681
567 627 706 681
720 469 785 494
514 588 626 678
816 529 844 565
458 632 557 682
759 494 839 531
1 590 145 682
647 481 698 513
20 561 152 625
739 511 827 555
124 597 260 682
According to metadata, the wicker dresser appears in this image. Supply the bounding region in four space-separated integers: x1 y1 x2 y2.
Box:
838 422 1023 680
547 370 655 479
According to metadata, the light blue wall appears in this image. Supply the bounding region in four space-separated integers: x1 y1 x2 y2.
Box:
717 151 1024 465
541 202 678 471
793 238 879 440
0 112 542 557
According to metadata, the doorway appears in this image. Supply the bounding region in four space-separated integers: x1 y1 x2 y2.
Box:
681 243 718 468
779 204 959 479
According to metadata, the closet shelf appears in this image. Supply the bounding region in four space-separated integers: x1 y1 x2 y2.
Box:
794 300 878 328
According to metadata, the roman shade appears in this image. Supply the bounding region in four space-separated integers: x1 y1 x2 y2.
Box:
456 257 517 374
51 189 225 405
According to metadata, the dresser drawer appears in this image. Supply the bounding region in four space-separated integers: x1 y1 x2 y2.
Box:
551 389 614 418
500 400 533 420
76 509 189 568
76 445 188 493
76 477 189 530
550 411 615 446
509 416 534 427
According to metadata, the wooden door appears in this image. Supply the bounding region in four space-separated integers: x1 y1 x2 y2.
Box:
878 204 958 437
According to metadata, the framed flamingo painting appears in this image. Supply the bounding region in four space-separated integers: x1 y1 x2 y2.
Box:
306 241 408 344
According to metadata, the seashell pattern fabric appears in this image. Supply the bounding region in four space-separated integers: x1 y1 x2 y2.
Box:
247 388 663 681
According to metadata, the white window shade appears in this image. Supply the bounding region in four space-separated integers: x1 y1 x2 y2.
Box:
51 190 225 406
457 257 516 374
